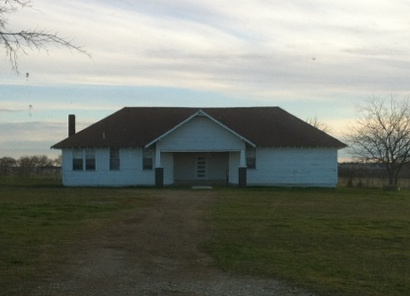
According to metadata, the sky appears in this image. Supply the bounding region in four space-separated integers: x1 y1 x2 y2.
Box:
2 0 410 160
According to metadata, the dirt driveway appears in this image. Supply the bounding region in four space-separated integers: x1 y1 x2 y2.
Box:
31 190 314 296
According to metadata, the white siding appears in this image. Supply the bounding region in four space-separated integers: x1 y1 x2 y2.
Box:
247 148 339 187
61 148 155 187
61 144 339 188
159 116 245 152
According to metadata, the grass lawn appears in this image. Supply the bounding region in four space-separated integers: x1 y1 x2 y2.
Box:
1 178 409 296
0 178 155 294
207 187 410 296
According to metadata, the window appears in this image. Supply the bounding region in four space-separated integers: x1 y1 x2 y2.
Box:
72 150 83 171
72 149 96 171
110 148 120 170
246 147 256 169
197 156 206 178
142 149 153 170
85 149 96 171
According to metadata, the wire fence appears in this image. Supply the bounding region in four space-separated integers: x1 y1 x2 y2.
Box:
338 163 410 190
0 166 62 178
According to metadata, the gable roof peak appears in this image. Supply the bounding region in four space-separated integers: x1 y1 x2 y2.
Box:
145 108 256 148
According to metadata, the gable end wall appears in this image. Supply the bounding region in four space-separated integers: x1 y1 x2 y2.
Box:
159 116 245 152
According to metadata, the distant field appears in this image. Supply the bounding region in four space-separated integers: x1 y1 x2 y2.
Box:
1 178 409 296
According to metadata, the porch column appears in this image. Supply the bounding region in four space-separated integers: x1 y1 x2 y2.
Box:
155 146 162 168
238 149 247 187
155 145 163 187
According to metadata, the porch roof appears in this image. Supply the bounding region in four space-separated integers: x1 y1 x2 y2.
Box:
51 107 347 149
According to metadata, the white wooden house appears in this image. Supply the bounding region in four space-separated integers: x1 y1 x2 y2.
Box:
51 107 346 187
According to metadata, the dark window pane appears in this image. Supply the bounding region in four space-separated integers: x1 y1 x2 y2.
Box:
73 159 83 171
246 157 256 169
85 149 96 171
143 149 153 170
246 147 256 169
110 158 120 170
86 159 95 171
143 157 153 170
110 148 120 170
73 150 83 171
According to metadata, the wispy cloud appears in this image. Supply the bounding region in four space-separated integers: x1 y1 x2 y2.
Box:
4 0 410 98
0 108 18 113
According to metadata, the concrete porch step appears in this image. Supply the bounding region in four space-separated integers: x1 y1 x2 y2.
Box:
191 185 213 190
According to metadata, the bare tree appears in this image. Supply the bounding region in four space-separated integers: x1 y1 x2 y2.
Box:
54 154 62 166
0 156 17 176
306 116 331 133
1 0 89 72
346 96 410 188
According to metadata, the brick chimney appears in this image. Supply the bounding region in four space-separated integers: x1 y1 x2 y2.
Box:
68 114 76 137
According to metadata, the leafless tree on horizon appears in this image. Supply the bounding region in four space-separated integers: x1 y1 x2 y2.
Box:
346 96 410 188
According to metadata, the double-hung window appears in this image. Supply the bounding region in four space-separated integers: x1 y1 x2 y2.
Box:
110 148 120 170
72 149 96 171
142 149 153 170
246 146 256 169
85 149 96 171
72 149 83 171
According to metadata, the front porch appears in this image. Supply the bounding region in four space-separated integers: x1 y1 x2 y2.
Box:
146 112 253 187
173 152 229 185
154 151 247 187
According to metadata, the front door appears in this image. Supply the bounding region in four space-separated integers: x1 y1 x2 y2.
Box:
196 156 207 179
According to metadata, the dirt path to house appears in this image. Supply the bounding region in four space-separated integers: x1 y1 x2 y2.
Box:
29 190 314 296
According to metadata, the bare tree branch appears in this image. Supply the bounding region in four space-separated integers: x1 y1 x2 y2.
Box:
1 0 90 73
306 116 331 133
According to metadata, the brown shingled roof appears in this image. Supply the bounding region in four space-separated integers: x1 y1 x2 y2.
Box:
51 107 346 149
